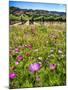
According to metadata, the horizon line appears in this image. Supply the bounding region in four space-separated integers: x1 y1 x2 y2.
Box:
10 6 66 13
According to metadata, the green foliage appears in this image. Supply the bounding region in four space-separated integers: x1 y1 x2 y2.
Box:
10 14 20 21
9 22 66 88
9 14 66 24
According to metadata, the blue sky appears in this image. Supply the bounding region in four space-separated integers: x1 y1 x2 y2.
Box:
9 1 66 12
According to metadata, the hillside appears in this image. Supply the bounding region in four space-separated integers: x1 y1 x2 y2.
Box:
9 6 66 25
9 6 66 16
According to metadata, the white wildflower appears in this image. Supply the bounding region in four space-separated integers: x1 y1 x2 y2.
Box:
38 57 43 60
58 50 62 54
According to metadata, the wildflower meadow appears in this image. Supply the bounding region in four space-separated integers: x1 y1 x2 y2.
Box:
9 22 66 88
9 1 66 89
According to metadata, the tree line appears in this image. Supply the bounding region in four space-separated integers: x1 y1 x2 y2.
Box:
10 14 66 25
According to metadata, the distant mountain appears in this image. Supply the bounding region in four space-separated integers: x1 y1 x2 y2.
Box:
49 11 66 16
9 6 66 16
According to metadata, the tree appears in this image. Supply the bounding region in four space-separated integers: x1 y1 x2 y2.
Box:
21 16 23 24
29 16 34 24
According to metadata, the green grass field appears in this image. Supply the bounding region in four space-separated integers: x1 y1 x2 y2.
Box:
9 22 66 88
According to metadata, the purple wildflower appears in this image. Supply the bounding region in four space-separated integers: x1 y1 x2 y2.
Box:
9 73 16 79
15 61 19 65
17 55 23 61
15 48 19 53
50 64 57 70
29 63 41 73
